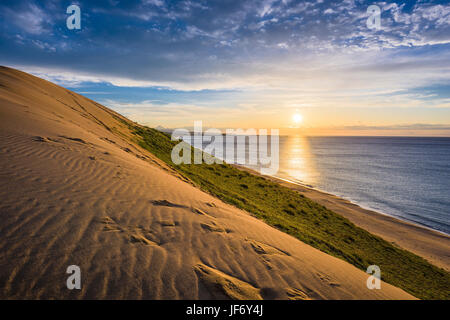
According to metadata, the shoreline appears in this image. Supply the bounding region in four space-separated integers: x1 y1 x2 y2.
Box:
234 164 450 271
182 137 448 236
274 175 449 237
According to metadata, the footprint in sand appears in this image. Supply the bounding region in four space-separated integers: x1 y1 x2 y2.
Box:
100 216 121 232
200 221 231 233
191 207 211 216
149 200 227 233
100 137 116 144
159 220 179 227
194 264 262 300
149 199 189 209
58 135 87 144
32 136 48 142
245 239 291 271
247 239 291 256
100 216 159 246
150 200 213 218
205 202 217 208
129 230 158 246
285 287 313 300
316 272 341 287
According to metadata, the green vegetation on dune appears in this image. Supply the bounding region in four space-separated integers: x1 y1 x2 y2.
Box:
130 124 449 300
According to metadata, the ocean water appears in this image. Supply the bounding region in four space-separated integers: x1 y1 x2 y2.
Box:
273 136 450 235
185 135 450 235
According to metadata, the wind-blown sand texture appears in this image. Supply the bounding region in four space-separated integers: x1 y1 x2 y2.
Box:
0 66 414 299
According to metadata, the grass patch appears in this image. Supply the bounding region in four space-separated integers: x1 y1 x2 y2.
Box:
131 125 449 300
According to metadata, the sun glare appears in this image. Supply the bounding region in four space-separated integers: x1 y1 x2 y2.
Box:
293 113 303 124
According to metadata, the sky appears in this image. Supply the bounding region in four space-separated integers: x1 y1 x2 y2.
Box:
1 0 450 135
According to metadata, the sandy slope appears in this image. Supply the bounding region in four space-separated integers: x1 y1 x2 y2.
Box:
0 66 414 299
236 168 450 271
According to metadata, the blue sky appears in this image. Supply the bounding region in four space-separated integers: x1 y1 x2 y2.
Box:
0 0 449 134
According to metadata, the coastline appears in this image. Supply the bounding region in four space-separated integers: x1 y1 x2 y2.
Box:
274 175 450 236
2 66 447 299
234 165 450 271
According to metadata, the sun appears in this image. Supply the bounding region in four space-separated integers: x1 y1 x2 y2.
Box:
292 113 303 124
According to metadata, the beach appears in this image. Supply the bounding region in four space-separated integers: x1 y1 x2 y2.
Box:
247 171 450 271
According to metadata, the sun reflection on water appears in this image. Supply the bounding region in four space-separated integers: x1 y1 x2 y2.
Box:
279 135 318 186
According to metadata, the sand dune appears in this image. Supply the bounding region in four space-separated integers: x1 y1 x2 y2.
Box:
0 66 414 299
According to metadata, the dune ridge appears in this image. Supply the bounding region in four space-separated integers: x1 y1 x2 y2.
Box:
0 66 414 299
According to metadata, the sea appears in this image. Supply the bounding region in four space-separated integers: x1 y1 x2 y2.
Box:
185 135 450 235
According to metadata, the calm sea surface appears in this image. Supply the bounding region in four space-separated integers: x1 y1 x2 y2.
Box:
187 135 450 234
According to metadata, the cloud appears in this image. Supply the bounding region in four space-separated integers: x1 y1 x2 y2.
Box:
1 1 449 88
0 0 449 130
1 2 52 35
102 99 253 127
